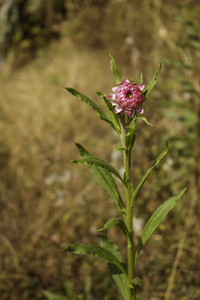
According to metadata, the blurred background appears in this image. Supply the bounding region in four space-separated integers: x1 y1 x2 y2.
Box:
0 0 199 299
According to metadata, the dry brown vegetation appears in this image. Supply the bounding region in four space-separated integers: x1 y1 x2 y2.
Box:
0 1 200 299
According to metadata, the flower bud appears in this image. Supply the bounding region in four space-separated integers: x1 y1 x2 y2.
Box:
107 80 145 118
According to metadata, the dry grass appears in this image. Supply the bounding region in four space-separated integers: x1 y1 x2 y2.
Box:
0 1 200 299
0 36 128 300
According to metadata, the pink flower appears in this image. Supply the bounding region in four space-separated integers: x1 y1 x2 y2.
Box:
107 80 145 118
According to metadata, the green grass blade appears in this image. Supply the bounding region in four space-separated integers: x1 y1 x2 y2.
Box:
131 142 168 206
134 188 187 264
43 290 66 300
75 143 125 212
109 54 120 85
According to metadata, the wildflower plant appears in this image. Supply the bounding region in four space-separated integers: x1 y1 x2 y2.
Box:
64 55 186 300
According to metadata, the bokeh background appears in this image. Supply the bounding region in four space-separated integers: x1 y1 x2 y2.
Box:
0 0 199 299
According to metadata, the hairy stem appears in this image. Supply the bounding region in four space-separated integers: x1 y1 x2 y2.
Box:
121 121 136 300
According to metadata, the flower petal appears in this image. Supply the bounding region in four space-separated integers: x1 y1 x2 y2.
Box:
107 94 116 100
112 87 117 92
124 109 132 116
138 84 145 91
114 106 123 114
129 111 135 118
136 107 144 114
119 79 130 85
110 100 117 106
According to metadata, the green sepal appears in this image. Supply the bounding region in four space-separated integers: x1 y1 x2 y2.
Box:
131 141 168 206
130 78 137 85
74 143 125 212
109 54 120 85
143 64 161 98
65 87 117 131
99 235 129 300
64 243 128 279
97 218 130 242
139 73 144 84
134 188 187 264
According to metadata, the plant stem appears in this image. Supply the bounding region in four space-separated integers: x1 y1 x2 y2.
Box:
121 121 136 300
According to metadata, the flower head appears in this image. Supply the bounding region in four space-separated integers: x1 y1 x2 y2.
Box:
107 80 145 118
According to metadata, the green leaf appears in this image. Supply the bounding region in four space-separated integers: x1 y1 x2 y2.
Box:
75 143 125 212
99 235 124 263
143 64 161 98
130 277 142 288
131 142 168 206
95 90 121 134
97 218 130 242
109 54 120 85
99 235 129 300
72 156 124 182
128 113 138 131
125 114 138 151
64 243 128 277
135 188 187 264
140 116 153 126
65 87 116 131
125 127 136 152
114 146 126 153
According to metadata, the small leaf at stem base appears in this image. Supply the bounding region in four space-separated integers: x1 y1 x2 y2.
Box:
130 277 142 288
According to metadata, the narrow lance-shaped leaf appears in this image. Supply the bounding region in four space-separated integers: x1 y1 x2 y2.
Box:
64 243 128 278
143 64 161 98
75 143 125 212
125 128 136 152
134 188 187 264
97 218 130 242
125 114 138 152
72 156 124 182
109 54 120 85
131 142 168 206
95 90 121 135
128 113 138 131
99 235 129 300
65 87 117 131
